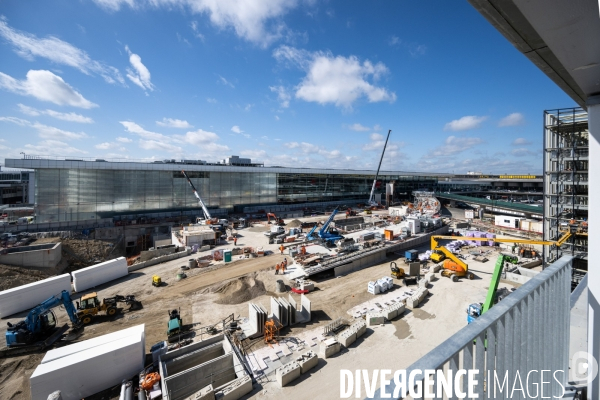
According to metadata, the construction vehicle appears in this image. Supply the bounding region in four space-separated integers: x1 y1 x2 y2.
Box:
390 262 420 285
76 292 142 325
345 208 357 217
266 213 284 225
152 275 162 287
467 253 519 324
390 261 405 279
430 228 576 282
167 309 183 340
5 290 83 349
367 129 391 207
182 170 225 230
306 208 344 246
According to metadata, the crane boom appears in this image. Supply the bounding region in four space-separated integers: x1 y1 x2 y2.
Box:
181 170 212 221
368 129 391 206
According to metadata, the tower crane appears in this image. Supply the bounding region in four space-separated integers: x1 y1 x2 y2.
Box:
368 129 391 207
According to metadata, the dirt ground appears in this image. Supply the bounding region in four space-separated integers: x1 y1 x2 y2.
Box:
0 211 522 400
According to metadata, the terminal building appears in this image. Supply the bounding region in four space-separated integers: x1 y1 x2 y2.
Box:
5 157 442 223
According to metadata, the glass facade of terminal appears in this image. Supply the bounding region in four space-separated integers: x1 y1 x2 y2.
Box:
34 168 437 222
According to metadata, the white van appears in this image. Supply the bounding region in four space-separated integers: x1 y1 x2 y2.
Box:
17 216 34 224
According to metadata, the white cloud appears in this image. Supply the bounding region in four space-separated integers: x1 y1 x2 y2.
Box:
428 136 483 157
116 136 133 143
156 118 193 128
388 36 400 46
125 45 154 92
283 141 342 159
499 112 525 127
347 123 371 132
231 125 243 134
179 129 220 145
138 139 182 153
206 97 217 103
218 75 235 88
190 21 205 41
273 45 396 109
269 85 291 108
0 18 124 84
91 0 136 11
511 148 536 157
24 139 87 155
444 116 487 131
0 116 88 140
119 121 167 141
512 137 532 145
0 70 98 108
240 149 266 159
18 104 93 123
95 142 126 151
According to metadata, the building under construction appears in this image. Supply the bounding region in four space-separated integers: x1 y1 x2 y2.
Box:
543 107 589 280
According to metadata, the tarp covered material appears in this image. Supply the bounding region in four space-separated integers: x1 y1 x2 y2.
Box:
31 326 145 400
72 257 128 292
0 274 71 318
42 324 145 364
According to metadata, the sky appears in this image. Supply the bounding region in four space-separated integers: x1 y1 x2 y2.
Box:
0 0 578 174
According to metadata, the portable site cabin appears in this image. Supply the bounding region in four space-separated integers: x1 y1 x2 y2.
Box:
494 215 525 229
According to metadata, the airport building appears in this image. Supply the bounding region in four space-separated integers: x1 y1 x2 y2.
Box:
5 157 442 223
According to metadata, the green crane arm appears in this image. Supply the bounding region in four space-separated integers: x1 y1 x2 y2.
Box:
481 255 515 314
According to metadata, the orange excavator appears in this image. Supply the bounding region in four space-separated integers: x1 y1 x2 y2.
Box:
266 213 284 226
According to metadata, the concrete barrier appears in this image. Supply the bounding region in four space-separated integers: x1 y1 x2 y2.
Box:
337 330 357 347
220 375 252 400
319 339 341 359
128 248 191 272
72 257 128 292
0 274 71 318
189 384 214 400
295 351 318 374
276 361 301 387
366 313 385 327
352 320 367 338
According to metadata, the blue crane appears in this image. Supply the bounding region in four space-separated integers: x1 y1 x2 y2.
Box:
5 290 83 347
307 208 344 245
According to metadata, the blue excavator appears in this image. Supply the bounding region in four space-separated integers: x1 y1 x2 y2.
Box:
306 207 344 246
4 290 83 356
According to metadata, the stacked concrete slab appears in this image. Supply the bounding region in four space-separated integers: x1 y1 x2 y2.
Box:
0 274 71 318
379 302 406 320
319 338 341 359
405 287 429 309
271 297 291 327
298 294 311 323
338 319 368 347
366 312 385 327
218 375 252 400
287 295 297 325
72 257 128 292
31 325 145 400
245 303 268 339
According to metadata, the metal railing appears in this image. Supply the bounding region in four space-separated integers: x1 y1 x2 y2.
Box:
372 255 573 399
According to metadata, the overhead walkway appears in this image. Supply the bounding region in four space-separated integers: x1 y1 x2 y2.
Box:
435 192 543 218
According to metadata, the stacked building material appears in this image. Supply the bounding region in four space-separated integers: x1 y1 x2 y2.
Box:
0 274 71 318
72 257 128 292
295 351 318 374
366 312 385 326
319 338 341 359
276 361 301 387
31 325 145 400
367 281 380 295
405 287 429 309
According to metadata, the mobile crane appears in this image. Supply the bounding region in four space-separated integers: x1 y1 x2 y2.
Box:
367 129 391 208
182 170 227 232
4 290 83 355
306 208 344 246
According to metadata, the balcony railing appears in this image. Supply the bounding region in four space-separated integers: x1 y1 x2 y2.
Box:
372 255 573 399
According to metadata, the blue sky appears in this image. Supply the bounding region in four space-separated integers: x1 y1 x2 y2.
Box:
0 0 576 174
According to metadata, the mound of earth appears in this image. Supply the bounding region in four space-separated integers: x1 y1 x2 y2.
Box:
286 219 302 227
211 274 269 305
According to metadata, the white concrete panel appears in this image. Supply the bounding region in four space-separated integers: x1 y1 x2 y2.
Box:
72 257 128 292
30 332 145 400
42 324 145 364
0 274 71 318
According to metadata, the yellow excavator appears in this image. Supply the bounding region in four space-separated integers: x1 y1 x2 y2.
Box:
430 228 575 282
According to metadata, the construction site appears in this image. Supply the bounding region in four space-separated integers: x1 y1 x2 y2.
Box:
0 151 582 400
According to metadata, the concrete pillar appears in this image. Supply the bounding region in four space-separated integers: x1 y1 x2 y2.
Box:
587 95 600 400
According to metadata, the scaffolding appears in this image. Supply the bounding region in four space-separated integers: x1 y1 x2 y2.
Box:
543 107 588 286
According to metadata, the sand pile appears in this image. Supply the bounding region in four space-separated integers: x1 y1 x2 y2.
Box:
287 219 302 227
211 274 269 305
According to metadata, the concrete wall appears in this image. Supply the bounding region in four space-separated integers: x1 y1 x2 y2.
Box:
0 242 62 269
164 353 236 400
93 226 123 240
72 257 128 292
139 246 177 262
164 343 225 376
0 273 71 318
128 248 191 272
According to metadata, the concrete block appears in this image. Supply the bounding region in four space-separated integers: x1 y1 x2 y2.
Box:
276 361 301 387
31 330 145 400
351 320 367 338
405 296 420 309
220 375 252 400
380 307 398 320
337 330 357 347
295 351 318 374
418 278 428 288
187 384 214 400
319 339 341 359
366 313 385 327
72 257 128 292
432 264 441 273
0 274 71 318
